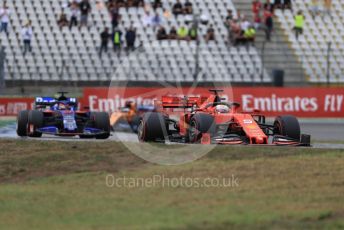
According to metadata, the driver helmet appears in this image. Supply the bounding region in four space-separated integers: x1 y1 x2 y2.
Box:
215 104 229 113
59 103 68 110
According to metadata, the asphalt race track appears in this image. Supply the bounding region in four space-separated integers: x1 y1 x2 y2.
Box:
0 120 343 149
301 121 344 141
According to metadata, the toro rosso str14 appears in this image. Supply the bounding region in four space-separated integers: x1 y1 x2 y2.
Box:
16 92 110 139
138 90 311 146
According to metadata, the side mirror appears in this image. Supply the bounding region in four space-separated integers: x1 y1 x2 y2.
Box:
232 102 241 108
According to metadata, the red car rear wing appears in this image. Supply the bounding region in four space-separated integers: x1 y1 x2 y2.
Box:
159 96 208 109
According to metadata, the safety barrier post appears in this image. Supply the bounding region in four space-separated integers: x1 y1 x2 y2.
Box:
261 41 266 83
326 42 331 87
0 46 5 91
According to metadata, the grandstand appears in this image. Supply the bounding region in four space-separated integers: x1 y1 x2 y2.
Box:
275 1 344 83
0 0 343 87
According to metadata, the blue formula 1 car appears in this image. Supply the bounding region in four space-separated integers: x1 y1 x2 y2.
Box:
16 92 110 139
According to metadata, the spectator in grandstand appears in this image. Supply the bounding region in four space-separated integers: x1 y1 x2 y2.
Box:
200 14 210 24
96 0 105 10
230 19 242 45
224 9 234 44
177 26 189 40
152 0 163 10
0 4 10 35
240 17 251 33
323 0 332 18
184 0 193 14
264 0 274 13
142 11 152 26
106 0 115 9
293 10 305 40
125 26 136 51
119 0 126 8
110 5 120 33
169 26 178 39
244 25 256 45
144 3 151 12
151 12 163 29
233 25 256 46
284 0 292 10
69 2 79 30
205 24 215 42
225 9 234 25
133 0 145 7
22 21 33 56
113 28 122 54
188 24 197 41
79 0 91 29
263 7 273 41
157 26 168 40
237 10 244 21
125 0 144 7
274 0 292 10
99 27 110 57
163 8 172 20
126 0 134 7
273 0 280 8
231 19 241 34
286 0 292 10
112 0 125 8
253 11 262 29
57 12 69 29
184 14 193 24
230 15 244 46
309 0 321 18
172 0 183 16
252 0 262 18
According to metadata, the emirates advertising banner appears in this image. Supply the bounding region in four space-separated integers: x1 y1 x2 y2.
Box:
0 98 34 116
83 87 344 118
1 87 343 117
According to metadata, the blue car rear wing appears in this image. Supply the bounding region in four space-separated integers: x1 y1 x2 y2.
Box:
35 97 57 106
34 97 78 109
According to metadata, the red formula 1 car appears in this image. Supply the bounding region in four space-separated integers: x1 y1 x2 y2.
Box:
137 90 311 146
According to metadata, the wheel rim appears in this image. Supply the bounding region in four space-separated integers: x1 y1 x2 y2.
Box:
137 121 145 142
28 124 34 135
274 121 282 135
189 121 199 142
16 120 19 133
